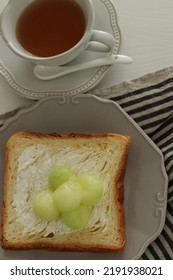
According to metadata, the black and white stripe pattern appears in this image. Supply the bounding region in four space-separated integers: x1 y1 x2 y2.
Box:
94 66 173 259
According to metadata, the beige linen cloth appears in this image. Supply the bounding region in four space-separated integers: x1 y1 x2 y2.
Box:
0 66 173 259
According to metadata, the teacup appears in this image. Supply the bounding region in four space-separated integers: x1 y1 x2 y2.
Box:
0 0 116 67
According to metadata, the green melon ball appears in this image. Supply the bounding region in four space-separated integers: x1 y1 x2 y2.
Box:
61 205 91 229
77 174 103 206
33 188 60 221
49 166 74 191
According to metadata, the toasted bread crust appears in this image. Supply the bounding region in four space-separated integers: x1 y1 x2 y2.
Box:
1 131 130 252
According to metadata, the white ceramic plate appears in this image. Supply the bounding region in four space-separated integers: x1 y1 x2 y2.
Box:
0 0 120 100
0 95 168 260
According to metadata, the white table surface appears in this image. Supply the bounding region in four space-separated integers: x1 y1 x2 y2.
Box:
0 0 173 114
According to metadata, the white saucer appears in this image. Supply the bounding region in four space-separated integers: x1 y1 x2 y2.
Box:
0 0 120 100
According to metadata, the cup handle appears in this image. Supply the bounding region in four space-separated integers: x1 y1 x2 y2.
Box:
86 30 116 53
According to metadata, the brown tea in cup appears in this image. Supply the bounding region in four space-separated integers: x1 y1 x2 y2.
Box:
16 0 86 57
1 0 116 67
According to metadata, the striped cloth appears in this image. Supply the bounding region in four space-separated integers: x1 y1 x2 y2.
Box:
93 66 173 259
0 66 173 259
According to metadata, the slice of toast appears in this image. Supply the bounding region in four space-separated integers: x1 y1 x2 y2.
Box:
1 132 130 251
